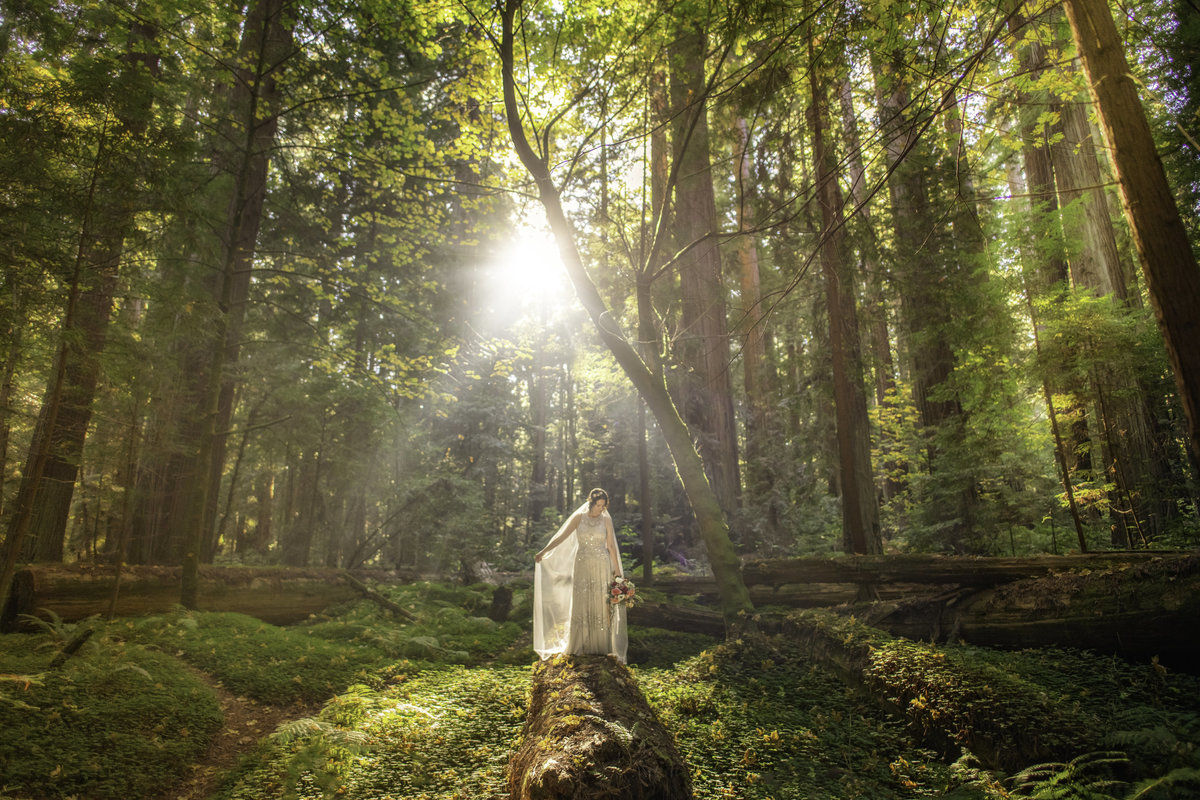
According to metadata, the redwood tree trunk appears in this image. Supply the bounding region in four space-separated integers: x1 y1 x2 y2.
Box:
810 55 882 555
180 0 294 607
668 24 741 516
1061 0 1200 470
5 19 160 566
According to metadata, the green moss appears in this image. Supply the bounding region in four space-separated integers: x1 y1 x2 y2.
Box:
0 632 223 800
216 666 530 800
119 611 387 704
637 636 959 798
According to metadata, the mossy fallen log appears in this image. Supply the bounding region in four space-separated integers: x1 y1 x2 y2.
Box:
2 563 421 629
860 552 1200 668
652 551 1188 600
627 601 725 637
779 610 1099 772
507 654 693 800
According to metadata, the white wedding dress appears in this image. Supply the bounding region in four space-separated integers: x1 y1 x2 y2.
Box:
533 505 628 663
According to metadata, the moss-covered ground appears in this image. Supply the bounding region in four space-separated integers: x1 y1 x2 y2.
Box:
1 580 1198 799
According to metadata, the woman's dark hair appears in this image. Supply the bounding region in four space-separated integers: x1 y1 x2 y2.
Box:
587 488 609 510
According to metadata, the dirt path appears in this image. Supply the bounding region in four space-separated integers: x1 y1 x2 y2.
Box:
155 664 311 800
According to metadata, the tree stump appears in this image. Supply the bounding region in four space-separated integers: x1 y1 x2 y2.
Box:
507 655 692 800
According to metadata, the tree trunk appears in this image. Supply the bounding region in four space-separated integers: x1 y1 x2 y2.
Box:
4 19 160 567
179 0 294 607
733 117 782 540
1006 11 1090 550
1061 0 1200 469
637 401 654 584
810 54 881 555
1049 54 1176 542
854 551 1200 667
499 0 751 626
668 24 741 516
507 655 693 800
873 50 973 548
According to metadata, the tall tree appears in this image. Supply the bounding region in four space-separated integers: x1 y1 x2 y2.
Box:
178 0 295 606
498 0 752 624
809 33 882 555
668 20 742 516
1061 0 1200 469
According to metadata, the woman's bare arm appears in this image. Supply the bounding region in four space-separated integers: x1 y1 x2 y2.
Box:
535 513 580 562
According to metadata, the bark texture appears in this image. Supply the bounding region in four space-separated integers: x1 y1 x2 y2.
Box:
507 655 692 800
810 53 881 555
1062 0 1200 468
0 564 394 630
668 24 741 515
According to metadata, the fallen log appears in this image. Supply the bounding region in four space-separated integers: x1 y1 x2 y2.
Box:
859 552 1200 669
651 551 1189 600
652 577 926 607
2 564 421 629
778 611 1098 772
627 601 725 637
507 654 692 800
341 571 417 621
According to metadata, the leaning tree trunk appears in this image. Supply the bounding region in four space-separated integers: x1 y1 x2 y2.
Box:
1061 0 1200 470
499 0 752 625
810 52 881 555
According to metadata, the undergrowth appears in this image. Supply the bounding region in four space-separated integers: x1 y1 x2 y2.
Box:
118 610 387 704
638 636 962 799
0 624 223 799
4 579 1200 800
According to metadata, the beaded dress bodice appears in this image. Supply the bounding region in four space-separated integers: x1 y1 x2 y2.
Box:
576 512 609 555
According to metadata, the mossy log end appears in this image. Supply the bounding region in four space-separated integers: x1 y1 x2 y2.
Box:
507 655 693 800
780 611 1097 773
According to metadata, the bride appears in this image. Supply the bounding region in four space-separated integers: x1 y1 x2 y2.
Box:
533 488 628 663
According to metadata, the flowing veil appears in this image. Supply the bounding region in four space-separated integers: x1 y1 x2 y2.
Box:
533 502 628 663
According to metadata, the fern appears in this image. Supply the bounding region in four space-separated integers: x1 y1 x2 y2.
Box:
269 714 374 800
0 672 46 710
271 716 371 749
1127 767 1200 799
1009 752 1129 799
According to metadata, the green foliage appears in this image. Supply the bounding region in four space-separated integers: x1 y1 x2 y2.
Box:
0 630 223 800
216 667 529 800
303 582 527 666
626 627 717 668
1009 752 1129 800
120 611 387 704
637 636 957 798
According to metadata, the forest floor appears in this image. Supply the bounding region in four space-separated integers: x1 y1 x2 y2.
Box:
150 662 311 800
3 580 1200 800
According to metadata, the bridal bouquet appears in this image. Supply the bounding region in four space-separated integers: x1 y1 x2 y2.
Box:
608 576 637 609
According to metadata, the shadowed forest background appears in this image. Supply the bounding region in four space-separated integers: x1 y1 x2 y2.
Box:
3 0 1200 796
2 0 1199 585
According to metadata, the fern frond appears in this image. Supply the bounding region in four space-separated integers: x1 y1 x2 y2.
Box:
1127 767 1200 800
